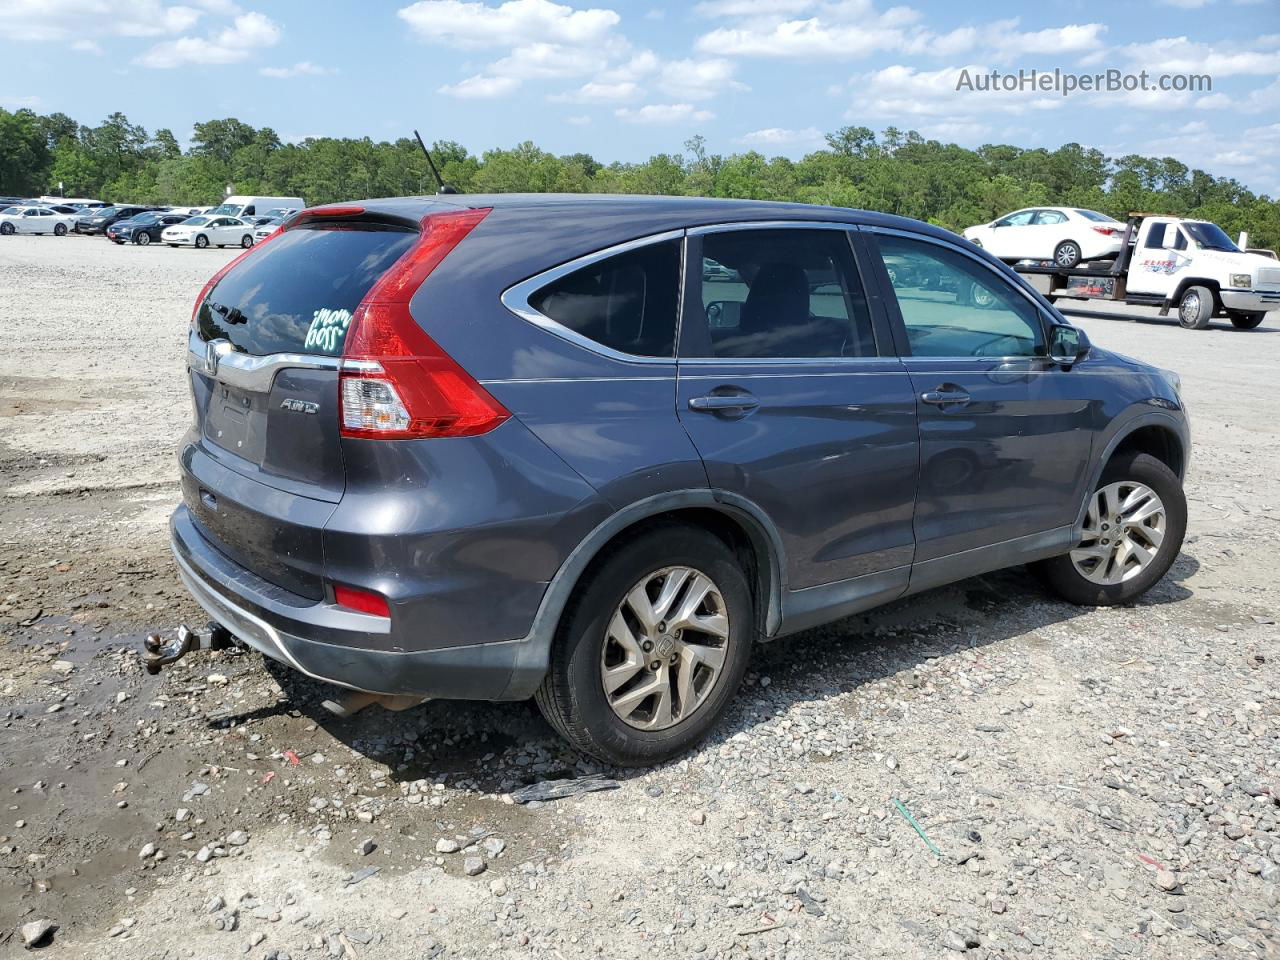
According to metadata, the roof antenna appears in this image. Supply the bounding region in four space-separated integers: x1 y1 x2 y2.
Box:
414 130 460 195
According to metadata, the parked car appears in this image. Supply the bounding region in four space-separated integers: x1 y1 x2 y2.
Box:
161 216 256 249
165 195 1189 766
107 212 193 246
204 195 305 220
0 205 77 236
963 207 1125 268
75 205 160 235
251 216 285 243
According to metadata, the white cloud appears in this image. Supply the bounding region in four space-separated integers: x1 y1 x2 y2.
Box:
567 114 592 124
1194 77 1280 113
552 80 642 102
488 42 608 80
398 0 619 49
259 61 334 79
658 58 748 100
737 126 823 146
135 11 280 68
71 39 102 54
439 74 522 98
849 64 1064 118
694 0 815 14
1 93 41 108
615 103 714 124
0 0 205 41
1115 35 1280 77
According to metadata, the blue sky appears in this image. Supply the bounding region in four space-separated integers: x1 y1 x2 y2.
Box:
1 0 1278 192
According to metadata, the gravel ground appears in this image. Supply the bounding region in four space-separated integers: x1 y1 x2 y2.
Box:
1 234 1277 959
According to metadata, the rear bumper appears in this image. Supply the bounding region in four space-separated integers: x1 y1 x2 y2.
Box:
171 505 525 699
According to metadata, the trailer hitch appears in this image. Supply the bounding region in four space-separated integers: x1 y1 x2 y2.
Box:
143 622 235 675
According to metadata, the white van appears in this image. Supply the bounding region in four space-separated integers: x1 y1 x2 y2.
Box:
205 195 305 220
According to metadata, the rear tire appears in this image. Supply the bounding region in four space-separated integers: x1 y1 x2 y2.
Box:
1178 285 1214 329
1054 241 1082 269
1035 452 1186 606
54 223 67 236
535 524 753 767
1229 310 1265 330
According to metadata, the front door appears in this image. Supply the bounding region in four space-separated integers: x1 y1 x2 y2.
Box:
1130 220 1190 299
675 225 919 597
866 230 1094 568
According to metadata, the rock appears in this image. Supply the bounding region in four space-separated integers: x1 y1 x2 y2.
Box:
942 930 968 952
176 808 191 822
19 919 54 948
463 856 486 876
435 838 460 854
690 810 706 826
780 847 806 863
345 929 374 945
206 896 225 914
138 842 156 859
489 878 508 897
227 830 249 846
357 839 376 856
991 900 1007 914
1154 869 1180 892
481 837 506 857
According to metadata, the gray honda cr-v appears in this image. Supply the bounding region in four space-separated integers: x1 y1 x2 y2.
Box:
170 194 1189 765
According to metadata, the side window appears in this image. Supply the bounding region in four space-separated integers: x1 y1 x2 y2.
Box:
1034 210 1066 225
527 238 681 358
1144 224 1167 249
876 234 1045 359
243 206 255 216
996 210 1035 227
691 228 875 359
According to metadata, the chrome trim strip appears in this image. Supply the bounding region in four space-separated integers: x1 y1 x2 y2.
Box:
688 220 858 235
500 229 685 366
186 331 382 393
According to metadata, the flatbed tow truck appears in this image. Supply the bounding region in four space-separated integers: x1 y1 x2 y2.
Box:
1011 213 1280 330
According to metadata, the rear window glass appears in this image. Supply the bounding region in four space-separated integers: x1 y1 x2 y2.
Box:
197 225 416 356
527 239 681 357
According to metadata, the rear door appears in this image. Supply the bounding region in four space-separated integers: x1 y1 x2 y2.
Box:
184 220 419 597
1030 209 1068 259
866 228 1094 568
676 223 919 597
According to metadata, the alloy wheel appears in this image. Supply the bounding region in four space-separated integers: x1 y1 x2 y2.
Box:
599 565 730 731
1179 293 1199 325
1070 481 1167 585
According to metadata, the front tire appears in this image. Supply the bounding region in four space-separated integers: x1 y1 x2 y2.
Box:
195 234 209 249
1229 310 1265 330
1036 452 1186 606
136 231 151 246
1054 240 1082 269
535 524 753 766
240 234 254 248
0 222 14 236
1178 285 1214 329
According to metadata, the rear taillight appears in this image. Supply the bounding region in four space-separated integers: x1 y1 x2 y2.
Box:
189 230 279 328
333 584 390 617
338 208 509 440
1092 226 1119 236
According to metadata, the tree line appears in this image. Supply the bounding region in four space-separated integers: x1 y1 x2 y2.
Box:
2 107 1276 249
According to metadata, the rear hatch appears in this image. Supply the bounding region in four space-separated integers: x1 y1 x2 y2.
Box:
185 217 419 599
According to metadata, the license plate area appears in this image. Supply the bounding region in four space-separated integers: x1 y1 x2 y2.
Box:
205 382 268 464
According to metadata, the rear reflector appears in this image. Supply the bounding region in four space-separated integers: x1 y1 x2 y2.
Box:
333 584 390 617
338 208 510 440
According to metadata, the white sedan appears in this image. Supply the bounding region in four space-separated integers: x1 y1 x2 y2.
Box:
0 205 77 236
161 215 256 249
963 207 1125 268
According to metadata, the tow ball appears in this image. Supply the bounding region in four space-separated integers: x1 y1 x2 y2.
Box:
143 622 235 675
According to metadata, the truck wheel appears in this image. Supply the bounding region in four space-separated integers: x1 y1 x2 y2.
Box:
1177 285 1214 329
1228 310 1265 330
1035 452 1186 606
1054 241 1082 269
535 523 753 766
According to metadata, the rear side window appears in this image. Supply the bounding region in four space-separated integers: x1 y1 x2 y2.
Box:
527 239 681 358
197 225 416 356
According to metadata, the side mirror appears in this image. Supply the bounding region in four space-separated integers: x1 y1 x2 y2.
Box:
1049 325 1090 366
706 300 743 329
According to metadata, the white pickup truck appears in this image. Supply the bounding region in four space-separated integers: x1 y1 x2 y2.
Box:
1014 214 1280 330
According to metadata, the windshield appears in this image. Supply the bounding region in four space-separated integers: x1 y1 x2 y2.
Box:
1184 221 1239 252
128 213 158 224
181 216 211 226
94 207 120 217
1075 209 1119 223
207 203 239 216
0 206 18 215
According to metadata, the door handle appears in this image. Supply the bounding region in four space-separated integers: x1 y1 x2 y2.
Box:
921 389 971 406
688 394 760 413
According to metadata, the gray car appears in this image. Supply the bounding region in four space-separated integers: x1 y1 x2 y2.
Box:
169 195 1189 765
